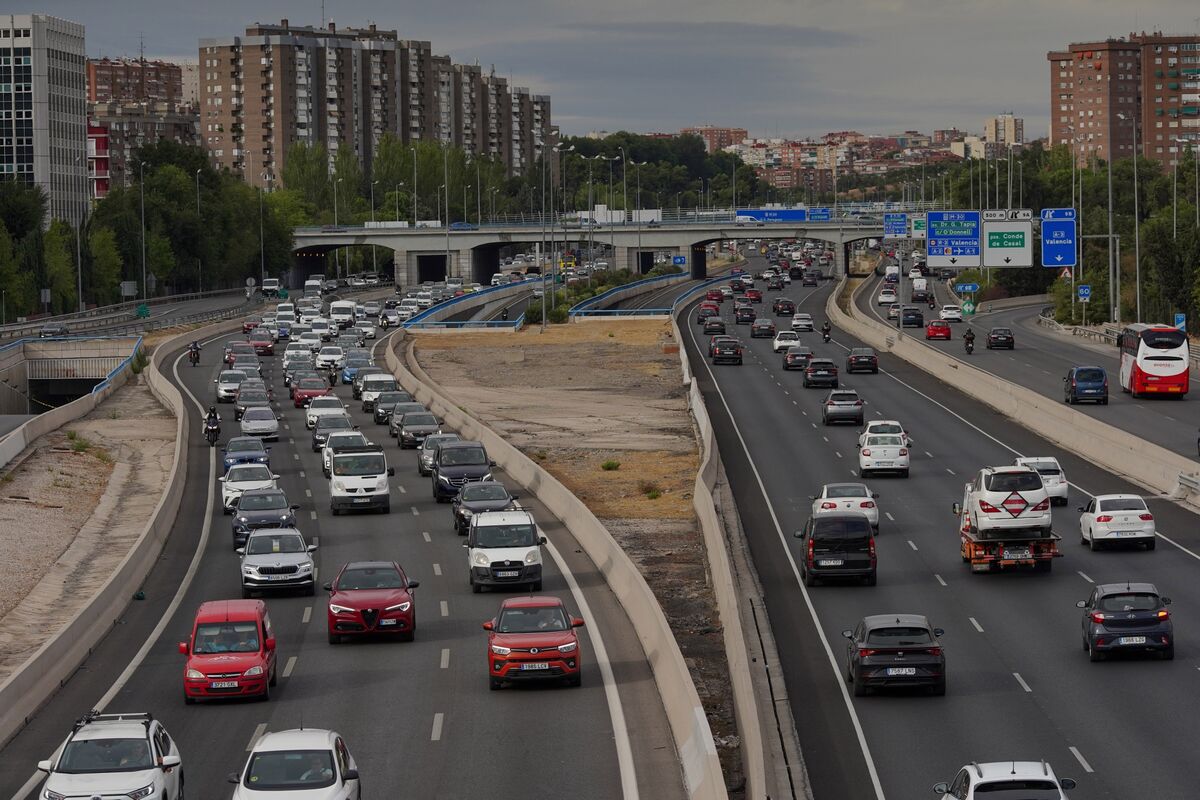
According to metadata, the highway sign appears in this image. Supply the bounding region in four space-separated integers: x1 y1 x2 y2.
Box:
883 212 908 239
1077 284 1091 302
672 255 687 266
955 283 980 293
808 207 832 222
1175 312 1186 331
962 300 976 315
1059 267 1072 280
982 210 1007 221
736 208 807 223
926 211 981 268
983 218 1033 267
1040 208 1077 268
909 214 926 239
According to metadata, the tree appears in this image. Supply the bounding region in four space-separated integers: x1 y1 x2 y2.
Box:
43 220 76 314
146 232 176 290
332 144 363 222
0 180 47 242
281 142 330 209
89 226 123 306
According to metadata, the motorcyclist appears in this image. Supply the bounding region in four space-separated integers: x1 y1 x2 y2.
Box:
500 308 509 321
928 296 937 310
204 406 221 430
188 340 201 364
963 328 976 351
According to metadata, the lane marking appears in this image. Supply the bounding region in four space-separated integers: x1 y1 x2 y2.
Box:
907 540 918 551
1077 571 1095 583
440 600 449 617
925 451 934 458
302 606 312 624
934 574 947 587
299 470 305 479
293 453 299 460
885 512 895 522
1069 746 1095 773
822 436 829 443
432 563 442 576
969 617 984 633
282 656 298 678
835 451 842 459
411 506 420 516
247 723 268 751
430 712 444 742
310 510 317 520
440 648 450 669
1013 672 1033 693
398 484 407 493
422 531 432 543
945 468 955 476
305 488 312 497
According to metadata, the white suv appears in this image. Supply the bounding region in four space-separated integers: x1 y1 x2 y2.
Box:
467 510 546 593
38 711 184 800
232 728 359 799
933 760 1076 799
961 466 1052 539
1015 456 1068 505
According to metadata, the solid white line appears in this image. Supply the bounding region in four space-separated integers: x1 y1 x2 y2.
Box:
544 538 640 800
440 648 450 669
683 314 885 799
282 656 298 678
1077 570 1095 583
907 540 918 551
1013 672 1033 693
302 606 312 624
439 600 449 617
411 506 420 516
422 530 432 542
430 712 444 741
934 574 947 587
247 722 268 751
432 563 442 576
969 617 984 633
1069 746 1095 773
885 512 896 522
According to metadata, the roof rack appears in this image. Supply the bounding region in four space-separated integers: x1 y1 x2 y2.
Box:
72 710 153 734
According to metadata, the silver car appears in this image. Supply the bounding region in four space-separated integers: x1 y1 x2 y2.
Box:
239 406 280 441
418 433 460 476
214 370 250 402
237 528 317 596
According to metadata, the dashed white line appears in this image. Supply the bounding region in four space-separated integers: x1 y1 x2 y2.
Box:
969 617 984 633
432 563 442 576
925 451 934 459
885 512 895 521
302 606 312 624
299 470 305 479
793 400 798 406
282 422 290 430
1077 571 1095 583
1013 672 1032 693
934 574 947 587
835 451 842 458
440 648 450 669
304 489 312 497
907 540 918 551
246 723 268 751
411 506 420 516
396 484 407 494
945 468 955 475
822 436 829 443
1069 746 1095 773
422 531 431 542
309 510 317 520
811 422 817 429
440 600 449 617
293 453 299 460
430 712 444 741
282 656 298 678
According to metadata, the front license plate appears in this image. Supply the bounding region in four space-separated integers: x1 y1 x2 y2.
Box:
521 662 550 670
267 574 294 581
818 559 844 567
210 681 238 689
496 570 519 578
886 667 916 676
379 618 397 626
1119 636 1147 645
1001 548 1032 560
353 498 370 503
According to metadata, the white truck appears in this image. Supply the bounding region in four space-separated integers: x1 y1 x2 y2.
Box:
329 300 357 329
466 510 546 593
329 445 395 515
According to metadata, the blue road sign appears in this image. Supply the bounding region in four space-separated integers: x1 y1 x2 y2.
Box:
1175 312 1186 332
926 211 981 267
808 207 832 222
672 255 687 266
1040 208 1077 268
735 208 808 223
883 212 908 239
1077 284 1091 301
955 283 980 293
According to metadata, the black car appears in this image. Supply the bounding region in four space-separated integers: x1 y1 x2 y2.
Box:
311 414 354 452
802 271 820 287
711 338 743 365
388 402 430 437
372 391 417 424
986 327 1015 349
734 306 756 325
702 317 727 336
900 307 924 328
397 412 441 448
803 358 839 388
432 441 495 502
452 481 518 534
782 345 812 370
231 488 299 547
773 298 796 316
842 614 946 696
1064 365 1108 405
795 513 876 586
750 318 775 338
1078 582 1173 661
846 347 879 374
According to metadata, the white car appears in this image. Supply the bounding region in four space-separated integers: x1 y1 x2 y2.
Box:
933 760 1076 799
791 313 814 332
1078 494 1156 550
220 463 280 513
322 430 370 477
306 396 347 429
857 420 910 449
858 434 909 478
354 321 376 340
876 287 897 305
298 331 323 353
37 711 184 800
232 728 360 800
772 331 800 352
908 267 923 280
811 482 880 530
959 466 1052 538
719 285 734 299
887 303 901 320
939 305 963 322
316 346 345 371
1015 456 1069 505
239 407 280 441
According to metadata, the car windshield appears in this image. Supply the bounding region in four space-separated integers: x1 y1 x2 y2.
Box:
364 378 398 391
316 416 353 431
985 472 1042 492
403 413 438 427
228 465 272 482
326 433 367 449
851 349 874 356
332 454 385 476
238 391 268 403
57 738 154 773
867 436 903 446
441 447 487 466
310 397 343 409
973 782 1060 797
1098 497 1147 512
238 493 287 511
297 379 327 390
375 392 408 406
243 408 275 422
423 434 459 451
497 606 569 633
462 483 509 501
865 626 932 646
319 347 342 355
220 371 248 384
1075 368 1105 382
476 523 538 548
345 358 370 368
809 360 834 368
825 485 867 499
226 439 263 454
1022 461 1060 476
338 566 404 589
830 393 858 403
777 332 797 339
244 749 336 790
193 621 260 654
1097 593 1160 612
247 533 305 555
991 328 1013 335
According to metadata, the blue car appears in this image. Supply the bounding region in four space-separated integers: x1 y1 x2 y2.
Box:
341 359 371 384
276 321 291 339
1064 365 1108 405
449 221 478 231
222 436 272 471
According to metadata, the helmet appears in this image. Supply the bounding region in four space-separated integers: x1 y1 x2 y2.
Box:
208 405 216 414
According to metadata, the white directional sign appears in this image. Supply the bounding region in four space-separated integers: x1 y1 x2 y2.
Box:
982 210 1033 268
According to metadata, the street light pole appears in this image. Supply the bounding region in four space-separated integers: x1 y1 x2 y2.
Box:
195 168 202 293
1106 138 1116 322
74 154 84 311
370 179 379 274
259 171 267 289
1120 112 1141 322
632 160 646 274
395 182 403 222
333 177 342 276
139 160 147 300
410 146 418 226
618 146 628 225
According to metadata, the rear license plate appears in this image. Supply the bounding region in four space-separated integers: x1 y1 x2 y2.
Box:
818 559 844 567
1001 548 1032 560
496 570 519 578
886 667 916 676
521 662 550 670
1118 636 1147 645
816 371 829 376
379 618 397 626
874 461 893 467
353 498 370 503
210 681 238 689
1114 531 1140 537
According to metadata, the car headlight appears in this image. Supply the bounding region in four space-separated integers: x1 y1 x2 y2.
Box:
524 550 540 565
490 644 511 656
126 785 155 800
186 668 205 680
42 789 66 800
237 516 248 522
297 562 313 573
332 481 345 492
558 642 577 654
329 603 354 614
460 507 473 517
376 477 389 491
472 551 490 567
242 566 257 575
385 601 411 612
481 473 493 482
437 474 451 483
243 665 264 677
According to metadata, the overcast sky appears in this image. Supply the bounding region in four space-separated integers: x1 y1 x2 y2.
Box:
41 0 1200 139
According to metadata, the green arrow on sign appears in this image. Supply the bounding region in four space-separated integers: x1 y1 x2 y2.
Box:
987 231 1025 248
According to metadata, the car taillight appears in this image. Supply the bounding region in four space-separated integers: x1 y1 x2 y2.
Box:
868 538 877 559
1095 515 1113 523
861 448 871 456
1157 609 1170 620
1031 499 1050 512
899 448 908 456
854 400 863 406
1139 513 1154 521
821 502 838 509
857 648 877 657
1090 612 1106 623
806 537 814 566
925 647 942 657
859 501 875 509
978 500 1000 513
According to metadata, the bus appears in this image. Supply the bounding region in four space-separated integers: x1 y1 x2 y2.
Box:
1117 323 1190 397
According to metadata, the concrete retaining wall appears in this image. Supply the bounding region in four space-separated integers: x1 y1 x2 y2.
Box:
570 272 691 317
403 281 535 327
385 336 728 800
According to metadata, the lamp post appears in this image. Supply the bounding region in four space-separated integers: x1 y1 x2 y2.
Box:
74 153 84 311
370 179 379 274
1118 112 1141 322
618 146 628 225
195 168 202 293
631 160 647 274
1106 133 1116 322
139 160 147 300
259 171 267 289
607 154 620 256
333 176 343 276
410 146 418 225
439 183 449 277
490 187 499 223
394 182 404 222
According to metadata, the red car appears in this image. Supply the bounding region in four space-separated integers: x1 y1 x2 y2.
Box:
744 288 763 303
293 377 332 407
705 289 723 303
241 316 262 334
248 333 274 356
179 599 277 703
925 320 952 340
326 560 419 644
224 341 256 365
484 595 584 689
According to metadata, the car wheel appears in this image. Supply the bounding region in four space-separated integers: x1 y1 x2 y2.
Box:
1088 642 1105 662
1089 536 1099 552
863 572 877 587
183 692 195 705
489 677 502 691
241 586 253 599
1082 634 1089 652
900 469 909 478
471 577 482 594
259 680 270 702
853 677 868 696
860 468 870 478
401 630 415 643
331 505 340 516
931 677 947 696
1080 530 1088 545
832 381 839 389
305 583 316 597
803 569 818 587
269 664 277 687
380 502 390 514
1100 397 1108 405
1162 644 1175 660
328 632 341 645
568 673 582 687
1146 537 1156 551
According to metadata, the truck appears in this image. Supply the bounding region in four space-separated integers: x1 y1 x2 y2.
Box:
910 276 929 302
952 466 1061 573
884 264 900 284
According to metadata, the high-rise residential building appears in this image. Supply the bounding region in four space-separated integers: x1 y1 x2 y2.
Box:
452 62 481 155
398 39 434 142
87 57 183 105
87 102 200 198
984 113 1025 146
0 14 87 224
480 72 511 167
680 125 748 154
1137 33 1200 166
178 60 198 109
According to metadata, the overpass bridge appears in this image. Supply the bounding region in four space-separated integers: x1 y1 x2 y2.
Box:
293 214 886 287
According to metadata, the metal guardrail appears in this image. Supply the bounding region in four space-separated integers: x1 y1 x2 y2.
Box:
404 313 526 332
568 273 689 317
93 335 144 394
0 287 250 340
402 279 535 328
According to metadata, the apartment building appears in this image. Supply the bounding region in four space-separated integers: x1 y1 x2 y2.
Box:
87 57 183 105
680 125 748 154
984 113 1024 146
88 101 199 199
1138 33 1200 165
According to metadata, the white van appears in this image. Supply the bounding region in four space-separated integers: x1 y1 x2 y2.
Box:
329 300 357 329
329 445 394 515
304 278 323 296
262 278 280 297
276 302 295 317
466 510 546 592
415 291 433 309
360 373 399 412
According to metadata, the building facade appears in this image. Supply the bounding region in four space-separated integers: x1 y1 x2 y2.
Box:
87 101 200 199
984 113 1025 146
680 125 748 154
86 57 183 105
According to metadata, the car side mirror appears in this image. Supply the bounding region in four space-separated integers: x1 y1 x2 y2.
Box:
177 641 189 655
323 581 332 592
933 628 945 637
571 617 586 628
213 379 218 383
218 477 226 483
539 536 547 545
1075 600 1087 608
951 502 961 516
343 768 359 782
794 529 805 538
265 637 276 651
931 783 949 795
872 493 880 499
36 759 52 773
307 544 318 552
235 547 245 555
1060 778 1077 791
406 580 420 590
290 504 300 510
1162 597 1172 605
841 629 853 639
482 620 494 631
227 772 241 785
1077 505 1086 512
272 474 280 480
161 754 182 769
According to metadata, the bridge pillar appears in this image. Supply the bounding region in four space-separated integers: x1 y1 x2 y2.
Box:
390 251 413 290
833 242 849 280
613 246 633 274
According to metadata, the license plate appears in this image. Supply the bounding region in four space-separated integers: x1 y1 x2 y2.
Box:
886 667 916 676
496 570 519 578
818 559 844 567
210 681 238 689
816 371 829 376
874 461 893 467
521 662 550 670
1118 636 1147 645
1001 548 1032 560
267 574 294 581
379 618 397 626
1114 531 1140 537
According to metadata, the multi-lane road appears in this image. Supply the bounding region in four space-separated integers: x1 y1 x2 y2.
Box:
684 255 1200 799
0 324 686 799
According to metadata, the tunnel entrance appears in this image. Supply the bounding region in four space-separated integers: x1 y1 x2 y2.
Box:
416 254 448 284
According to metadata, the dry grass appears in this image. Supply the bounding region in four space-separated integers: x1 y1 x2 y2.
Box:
539 449 697 520
412 317 675 351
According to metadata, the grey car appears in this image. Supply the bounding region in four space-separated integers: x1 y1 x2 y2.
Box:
238 528 317 597
396 412 441 448
418 433 460 476
239 406 280 441
231 487 299 547
311 414 355 452
822 390 864 425
214 370 250 402
451 480 518 534
233 388 271 421
388 402 430 437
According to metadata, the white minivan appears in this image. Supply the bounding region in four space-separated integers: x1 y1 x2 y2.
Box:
466 510 546 592
329 445 394 515
329 300 357 329
360 373 399 412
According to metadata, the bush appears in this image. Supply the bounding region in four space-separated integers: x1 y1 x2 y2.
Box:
637 479 660 495
547 305 569 324
645 489 662 500
601 460 621 471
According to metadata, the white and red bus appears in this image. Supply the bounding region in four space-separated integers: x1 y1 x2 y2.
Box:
1117 323 1190 397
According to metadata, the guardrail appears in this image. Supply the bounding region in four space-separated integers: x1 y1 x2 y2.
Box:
568 272 690 318
403 280 535 329
401 313 525 332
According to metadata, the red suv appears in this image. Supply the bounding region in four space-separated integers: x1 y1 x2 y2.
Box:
179 599 277 703
325 561 419 643
484 596 585 689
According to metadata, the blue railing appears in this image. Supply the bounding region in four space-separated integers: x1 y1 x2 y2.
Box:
671 276 735 311
404 313 525 331
568 273 689 318
402 279 535 328
92 335 145 394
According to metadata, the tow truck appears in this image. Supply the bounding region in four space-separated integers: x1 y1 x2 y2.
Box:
952 471 1062 573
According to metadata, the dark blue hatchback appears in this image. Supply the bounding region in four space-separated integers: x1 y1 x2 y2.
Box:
1064 365 1108 405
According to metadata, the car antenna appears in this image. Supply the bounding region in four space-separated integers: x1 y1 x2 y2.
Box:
1041 759 1049 776
299 710 304 730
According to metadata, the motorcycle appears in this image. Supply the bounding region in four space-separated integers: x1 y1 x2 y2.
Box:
500 308 509 321
928 299 937 311
204 420 221 447
188 348 200 367
964 339 975 355
821 331 832 344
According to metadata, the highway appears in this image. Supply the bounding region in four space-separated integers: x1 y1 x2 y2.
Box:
856 270 1197 460
683 254 1200 799
0 323 685 799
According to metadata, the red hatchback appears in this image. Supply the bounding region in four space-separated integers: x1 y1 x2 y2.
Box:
179 599 277 703
241 317 262 334
925 320 952 340
325 561 419 643
484 596 585 689
705 289 723 303
292 377 332 407
744 288 763 303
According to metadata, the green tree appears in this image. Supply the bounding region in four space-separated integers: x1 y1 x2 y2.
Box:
0 180 47 242
43 220 76 313
282 142 330 209
332 143 363 222
88 226 123 306
146 232 176 290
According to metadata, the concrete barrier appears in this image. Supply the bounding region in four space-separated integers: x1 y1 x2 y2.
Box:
569 272 691 317
828 277 1200 506
403 280 535 328
0 319 240 748
385 335 727 800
